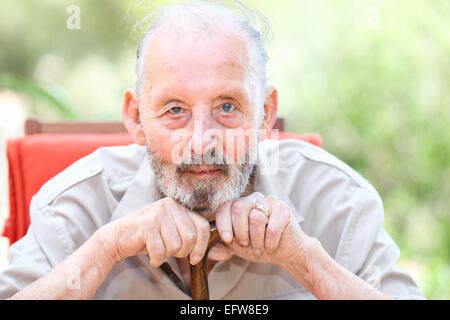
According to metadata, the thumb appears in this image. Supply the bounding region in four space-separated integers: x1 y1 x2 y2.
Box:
207 242 233 261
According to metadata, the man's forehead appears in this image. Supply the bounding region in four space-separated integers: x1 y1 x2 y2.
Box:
143 24 252 84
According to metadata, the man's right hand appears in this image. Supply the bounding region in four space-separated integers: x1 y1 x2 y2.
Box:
103 197 211 267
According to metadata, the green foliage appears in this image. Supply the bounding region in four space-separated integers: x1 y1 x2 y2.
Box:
255 0 450 299
0 73 77 118
0 0 448 299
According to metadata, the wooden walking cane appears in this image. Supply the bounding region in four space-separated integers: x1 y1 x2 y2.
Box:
190 221 221 300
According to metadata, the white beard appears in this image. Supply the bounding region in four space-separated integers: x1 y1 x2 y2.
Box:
147 147 255 218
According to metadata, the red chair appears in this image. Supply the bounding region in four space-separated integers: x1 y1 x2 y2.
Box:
2 118 322 245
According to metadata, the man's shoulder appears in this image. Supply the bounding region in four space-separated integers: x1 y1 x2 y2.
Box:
258 139 386 268
259 138 378 194
33 143 147 209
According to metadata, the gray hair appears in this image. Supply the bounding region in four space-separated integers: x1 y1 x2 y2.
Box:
133 0 271 98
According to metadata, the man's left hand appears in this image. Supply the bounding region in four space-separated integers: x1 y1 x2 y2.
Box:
210 192 306 268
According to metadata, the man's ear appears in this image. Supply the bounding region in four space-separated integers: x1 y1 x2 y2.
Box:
258 86 278 142
122 88 146 146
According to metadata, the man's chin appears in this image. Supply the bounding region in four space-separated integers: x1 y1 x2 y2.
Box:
166 189 235 220
186 196 222 219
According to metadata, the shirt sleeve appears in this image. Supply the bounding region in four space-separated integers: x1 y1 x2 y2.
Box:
341 188 426 299
0 175 114 299
0 189 97 299
0 145 141 299
0 202 53 298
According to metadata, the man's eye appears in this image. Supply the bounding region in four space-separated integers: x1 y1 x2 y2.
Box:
168 106 183 114
221 103 235 113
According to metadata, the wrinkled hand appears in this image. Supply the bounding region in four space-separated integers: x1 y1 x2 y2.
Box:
106 197 211 267
209 192 306 268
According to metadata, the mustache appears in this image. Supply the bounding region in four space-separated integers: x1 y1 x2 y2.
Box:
176 148 229 175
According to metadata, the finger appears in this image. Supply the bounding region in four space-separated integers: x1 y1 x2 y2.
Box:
265 200 290 253
249 200 270 256
159 214 182 259
188 212 210 265
145 222 166 267
215 201 233 244
169 203 197 258
207 242 233 261
231 192 264 247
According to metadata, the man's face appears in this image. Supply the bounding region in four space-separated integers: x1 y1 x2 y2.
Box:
137 27 262 217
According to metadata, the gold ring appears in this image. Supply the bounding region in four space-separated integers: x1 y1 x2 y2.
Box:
254 204 270 218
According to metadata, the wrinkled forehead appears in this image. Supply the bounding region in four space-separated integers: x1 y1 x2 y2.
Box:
142 23 255 88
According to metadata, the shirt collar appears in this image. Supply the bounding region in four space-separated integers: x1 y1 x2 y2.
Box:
253 139 305 224
110 151 160 223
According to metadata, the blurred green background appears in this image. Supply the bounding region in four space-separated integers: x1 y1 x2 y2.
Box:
0 0 448 299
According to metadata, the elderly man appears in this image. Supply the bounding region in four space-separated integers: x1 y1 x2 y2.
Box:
0 2 424 299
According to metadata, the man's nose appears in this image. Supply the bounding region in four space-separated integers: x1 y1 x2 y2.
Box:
189 113 219 156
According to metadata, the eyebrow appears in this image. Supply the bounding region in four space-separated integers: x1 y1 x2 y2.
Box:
153 86 250 109
217 88 249 104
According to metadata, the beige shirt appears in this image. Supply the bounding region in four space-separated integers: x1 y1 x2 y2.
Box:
0 139 425 299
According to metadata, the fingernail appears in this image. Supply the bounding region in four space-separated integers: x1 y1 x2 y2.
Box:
240 240 248 247
222 232 232 243
191 255 202 265
254 248 262 256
